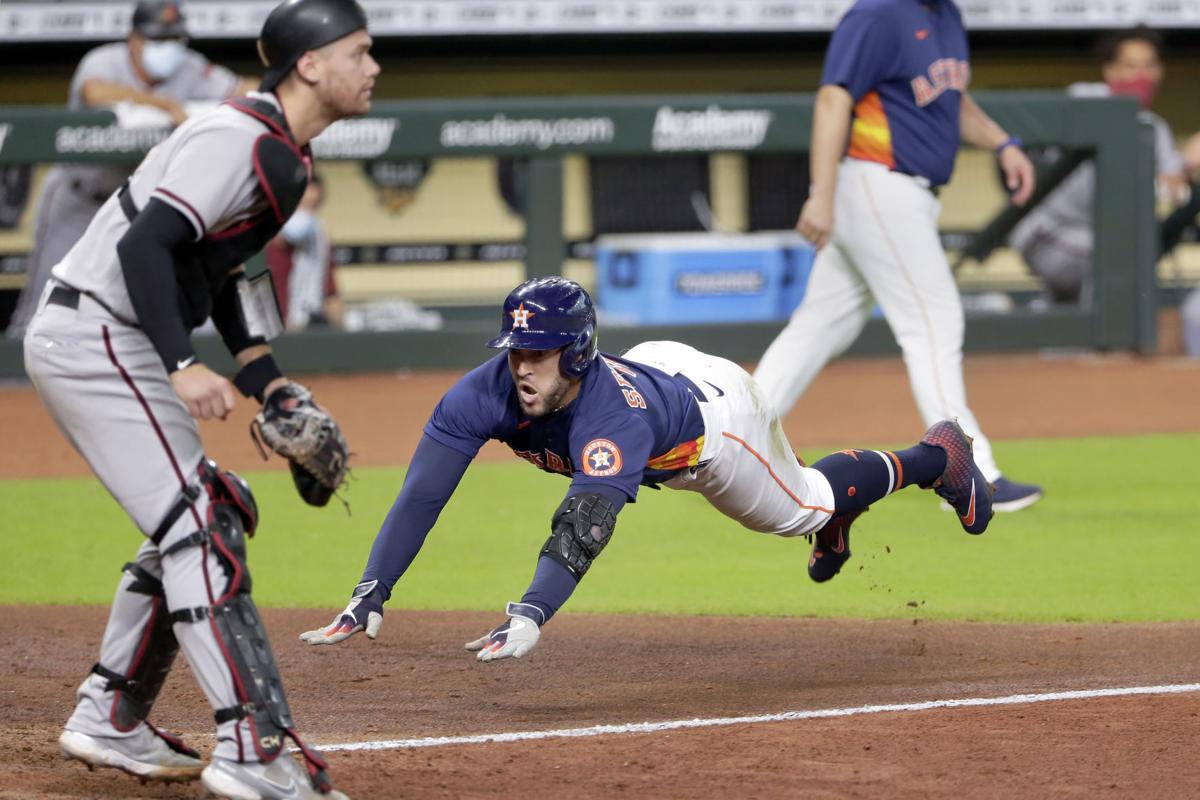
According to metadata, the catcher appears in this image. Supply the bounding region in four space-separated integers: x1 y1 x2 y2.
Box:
301 277 992 661
23 0 364 797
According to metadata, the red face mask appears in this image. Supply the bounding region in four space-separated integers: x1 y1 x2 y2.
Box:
1108 76 1158 110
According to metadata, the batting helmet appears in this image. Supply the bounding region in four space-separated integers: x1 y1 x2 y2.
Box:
257 0 369 92
131 0 187 39
487 277 599 379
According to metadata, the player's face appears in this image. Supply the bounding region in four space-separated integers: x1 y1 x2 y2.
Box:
313 30 380 117
1104 39 1163 86
508 347 578 418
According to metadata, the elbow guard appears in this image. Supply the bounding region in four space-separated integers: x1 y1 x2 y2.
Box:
541 493 618 581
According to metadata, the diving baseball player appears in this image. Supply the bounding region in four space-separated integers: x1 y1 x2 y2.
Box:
300 277 993 660
23 1 373 797
753 0 1043 512
6 0 253 341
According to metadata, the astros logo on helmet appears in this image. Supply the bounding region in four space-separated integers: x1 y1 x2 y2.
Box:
510 303 535 330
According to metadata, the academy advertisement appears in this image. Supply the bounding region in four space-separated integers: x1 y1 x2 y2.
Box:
440 114 616 151
651 105 773 152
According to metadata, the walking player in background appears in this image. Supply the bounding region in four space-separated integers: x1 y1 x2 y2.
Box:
300 277 994 661
23 0 374 797
6 0 255 340
754 0 1044 512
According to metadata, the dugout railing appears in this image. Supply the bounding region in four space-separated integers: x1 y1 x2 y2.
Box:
0 92 1156 377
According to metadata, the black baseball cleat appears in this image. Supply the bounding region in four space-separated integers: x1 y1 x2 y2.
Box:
921 420 994 535
808 508 866 583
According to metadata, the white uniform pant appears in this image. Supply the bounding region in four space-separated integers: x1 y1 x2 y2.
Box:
753 159 1000 481
624 341 835 537
24 286 263 762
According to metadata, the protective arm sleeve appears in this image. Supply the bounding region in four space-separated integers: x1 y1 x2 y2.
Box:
360 433 473 592
116 198 197 373
519 484 627 625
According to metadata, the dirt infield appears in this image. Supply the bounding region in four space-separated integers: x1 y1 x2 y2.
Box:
2 609 1198 799
3 352 1200 798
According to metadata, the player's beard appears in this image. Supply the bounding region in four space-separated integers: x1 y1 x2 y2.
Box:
520 374 573 418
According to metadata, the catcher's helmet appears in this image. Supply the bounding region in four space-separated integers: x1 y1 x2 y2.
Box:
257 0 369 92
131 0 187 39
487 277 598 379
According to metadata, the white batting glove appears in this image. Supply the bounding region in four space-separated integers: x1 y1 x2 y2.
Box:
299 580 386 645
464 602 544 662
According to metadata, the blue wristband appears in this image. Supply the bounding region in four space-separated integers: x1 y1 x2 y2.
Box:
996 135 1023 155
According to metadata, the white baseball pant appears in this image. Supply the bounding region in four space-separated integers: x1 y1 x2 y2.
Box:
24 286 266 763
624 340 835 537
753 158 1000 482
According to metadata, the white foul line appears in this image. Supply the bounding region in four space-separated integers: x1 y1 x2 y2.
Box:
316 682 1200 753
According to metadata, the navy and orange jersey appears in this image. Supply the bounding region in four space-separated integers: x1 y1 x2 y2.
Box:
424 351 707 501
822 0 969 186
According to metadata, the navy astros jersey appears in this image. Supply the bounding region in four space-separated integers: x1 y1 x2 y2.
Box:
425 352 707 500
823 0 969 186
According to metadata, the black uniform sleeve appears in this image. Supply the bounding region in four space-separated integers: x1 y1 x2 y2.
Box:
116 198 197 373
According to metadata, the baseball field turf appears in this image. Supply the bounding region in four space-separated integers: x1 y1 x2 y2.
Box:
4 431 1195 623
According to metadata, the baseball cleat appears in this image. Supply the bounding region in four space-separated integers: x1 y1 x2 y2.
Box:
808 508 866 583
202 754 349 800
58 726 204 783
920 420 994 535
991 476 1044 512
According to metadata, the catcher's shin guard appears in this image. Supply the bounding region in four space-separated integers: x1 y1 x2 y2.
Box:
89 562 185 735
164 460 332 791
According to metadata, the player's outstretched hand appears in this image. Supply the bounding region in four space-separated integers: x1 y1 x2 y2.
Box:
299 580 387 645
464 602 543 662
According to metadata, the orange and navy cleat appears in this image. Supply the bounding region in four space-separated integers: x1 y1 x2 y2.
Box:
808 508 866 583
920 420 994 535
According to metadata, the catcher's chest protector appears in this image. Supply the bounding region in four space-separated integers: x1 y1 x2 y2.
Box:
119 97 312 326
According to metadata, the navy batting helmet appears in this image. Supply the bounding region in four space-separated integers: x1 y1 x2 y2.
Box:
487 277 598 378
257 0 368 92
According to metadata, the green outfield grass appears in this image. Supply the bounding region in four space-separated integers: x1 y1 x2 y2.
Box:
2 433 1196 623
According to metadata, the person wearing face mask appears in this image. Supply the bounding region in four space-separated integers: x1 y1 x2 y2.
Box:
265 172 344 331
1009 26 1196 306
5 0 256 340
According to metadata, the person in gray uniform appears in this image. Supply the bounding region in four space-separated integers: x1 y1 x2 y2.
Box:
23 1 377 798
6 0 254 340
1009 27 1192 305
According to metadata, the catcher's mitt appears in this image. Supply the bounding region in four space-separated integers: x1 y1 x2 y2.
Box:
250 382 349 507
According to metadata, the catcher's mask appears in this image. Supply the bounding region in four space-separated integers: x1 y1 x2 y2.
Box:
487 277 598 379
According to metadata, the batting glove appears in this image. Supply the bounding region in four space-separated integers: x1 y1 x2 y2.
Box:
299 580 387 645
464 602 544 662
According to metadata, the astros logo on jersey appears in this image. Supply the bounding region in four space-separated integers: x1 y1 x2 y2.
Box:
581 439 623 477
510 302 535 330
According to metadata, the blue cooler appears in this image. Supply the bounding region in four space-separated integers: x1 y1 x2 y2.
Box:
595 232 813 326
